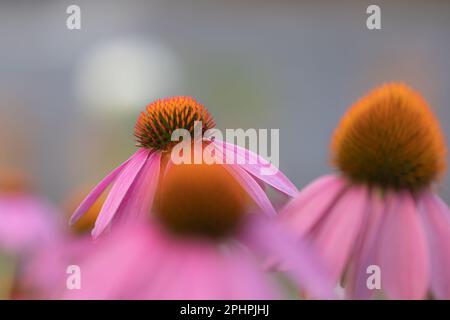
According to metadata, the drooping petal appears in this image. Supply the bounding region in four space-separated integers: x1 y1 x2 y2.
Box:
69 151 140 225
419 192 450 299
240 215 335 299
115 152 162 223
346 190 386 299
311 185 368 283
92 149 150 238
281 174 348 235
377 192 429 300
213 140 298 197
223 164 277 216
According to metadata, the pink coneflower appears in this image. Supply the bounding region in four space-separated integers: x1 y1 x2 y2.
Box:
281 83 450 300
0 169 58 255
70 96 297 238
0 169 59 299
63 162 332 299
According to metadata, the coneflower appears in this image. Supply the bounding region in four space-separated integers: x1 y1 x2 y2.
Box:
0 169 59 299
63 161 332 299
0 168 58 255
281 83 450 299
70 96 297 238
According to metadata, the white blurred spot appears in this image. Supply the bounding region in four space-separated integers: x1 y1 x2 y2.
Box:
75 38 183 116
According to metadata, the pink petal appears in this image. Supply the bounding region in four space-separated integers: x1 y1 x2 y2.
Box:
66 223 280 300
115 152 162 222
281 174 348 235
92 149 150 238
64 225 153 299
240 215 335 299
0 196 59 254
419 192 450 299
377 192 429 299
69 151 141 225
220 248 281 299
223 164 277 216
312 185 368 282
213 140 298 197
346 190 386 299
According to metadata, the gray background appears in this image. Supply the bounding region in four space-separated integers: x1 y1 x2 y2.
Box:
0 0 449 205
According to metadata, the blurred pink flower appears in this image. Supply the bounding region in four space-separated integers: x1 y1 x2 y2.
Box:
0 188 59 299
20 235 94 299
0 194 58 255
19 185 106 299
65 155 331 299
62 216 332 300
281 84 450 299
70 96 297 238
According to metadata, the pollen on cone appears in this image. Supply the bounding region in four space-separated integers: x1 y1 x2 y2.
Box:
134 96 215 151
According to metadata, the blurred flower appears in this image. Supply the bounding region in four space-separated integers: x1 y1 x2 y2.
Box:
281 83 450 299
0 168 59 299
19 185 105 299
71 96 297 238
63 162 332 299
0 169 58 255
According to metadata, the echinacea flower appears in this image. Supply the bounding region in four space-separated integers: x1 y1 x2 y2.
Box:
0 169 58 255
0 169 59 299
281 83 450 300
70 96 297 238
63 162 332 299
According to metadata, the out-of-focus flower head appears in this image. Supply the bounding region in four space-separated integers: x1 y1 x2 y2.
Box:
0 167 60 299
63 162 332 299
0 168 58 255
281 83 450 299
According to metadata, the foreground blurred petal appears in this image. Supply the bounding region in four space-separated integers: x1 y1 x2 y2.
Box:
240 215 335 299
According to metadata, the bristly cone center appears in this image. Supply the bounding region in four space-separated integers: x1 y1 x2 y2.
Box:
134 96 215 152
332 83 447 191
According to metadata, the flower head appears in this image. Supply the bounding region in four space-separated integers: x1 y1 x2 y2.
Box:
0 169 58 255
332 83 446 191
64 96 334 299
71 96 297 238
282 83 450 299
134 96 215 151
0 168 60 299
155 162 247 240
63 162 332 299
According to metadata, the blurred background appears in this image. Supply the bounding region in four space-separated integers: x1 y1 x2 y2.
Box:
1 0 449 205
